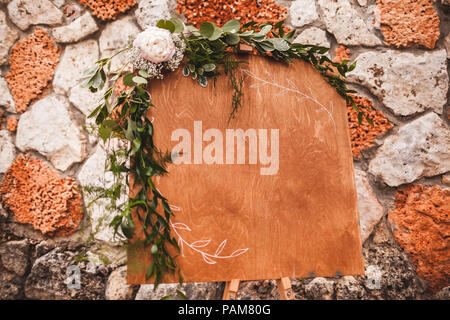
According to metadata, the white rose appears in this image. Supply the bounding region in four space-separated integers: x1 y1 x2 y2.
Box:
133 26 176 63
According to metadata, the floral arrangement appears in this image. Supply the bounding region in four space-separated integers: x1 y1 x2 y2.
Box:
81 17 372 288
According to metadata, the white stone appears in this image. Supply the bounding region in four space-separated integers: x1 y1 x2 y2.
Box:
135 283 180 300
16 95 87 171
369 112 450 187
99 16 139 72
289 0 318 28
7 0 63 31
52 12 98 43
347 49 448 116
357 0 367 6
0 10 19 66
106 266 133 300
51 0 65 8
0 130 15 173
442 174 450 186
293 27 330 48
0 76 15 113
354 168 384 243
135 0 171 30
77 142 127 244
53 40 99 94
317 0 381 46
69 83 105 117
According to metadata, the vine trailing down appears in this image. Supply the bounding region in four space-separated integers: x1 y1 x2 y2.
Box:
81 17 373 288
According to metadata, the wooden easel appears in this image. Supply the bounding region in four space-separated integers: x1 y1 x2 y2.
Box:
221 45 295 302
222 277 294 300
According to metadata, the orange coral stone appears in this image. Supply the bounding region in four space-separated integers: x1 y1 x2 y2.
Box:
389 185 449 292
5 27 61 113
0 154 83 236
78 0 136 21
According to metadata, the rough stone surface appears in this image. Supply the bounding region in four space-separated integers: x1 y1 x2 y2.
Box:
25 247 108 299
0 269 23 299
445 33 450 59
377 0 440 49
69 83 105 117
5 27 61 113
53 39 99 94
16 95 87 171
443 174 450 186
77 142 126 243
135 0 170 29
369 112 450 187
7 0 63 30
354 168 384 243
317 0 381 46
348 49 448 116
135 282 223 300
52 12 98 43
0 154 84 236
293 27 330 48
389 185 449 293
347 95 393 158
78 0 136 21
0 240 30 276
105 266 134 300
289 0 318 28
0 10 18 66
99 16 139 72
0 77 15 113
304 277 335 300
0 130 15 174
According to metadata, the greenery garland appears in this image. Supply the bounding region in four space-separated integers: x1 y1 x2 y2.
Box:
81 18 372 288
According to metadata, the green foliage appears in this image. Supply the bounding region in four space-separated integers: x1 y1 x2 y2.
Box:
81 18 374 289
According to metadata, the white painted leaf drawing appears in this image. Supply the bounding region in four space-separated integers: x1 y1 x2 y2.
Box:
202 254 217 264
231 248 249 257
215 240 227 256
191 240 211 248
172 223 191 231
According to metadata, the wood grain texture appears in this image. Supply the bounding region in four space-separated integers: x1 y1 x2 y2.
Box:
127 55 365 284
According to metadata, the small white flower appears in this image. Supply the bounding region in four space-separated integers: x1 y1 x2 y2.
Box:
133 26 176 63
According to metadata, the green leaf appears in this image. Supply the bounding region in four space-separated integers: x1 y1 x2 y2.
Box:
132 76 148 85
202 63 216 72
258 40 275 52
130 138 141 156
156 19 175 33
176 290 188 300
200 22 223 40
225 33 240 45
199 22 215 38
151 244 158 255
170 17 184 33
145 262 155 280
138 69 150 78
258 25 272 35
182 65 190 77
198 76 207 87
122 73 135 87
99 126 112 141
82 65 98 77
268 38 290 51
222 19 240 33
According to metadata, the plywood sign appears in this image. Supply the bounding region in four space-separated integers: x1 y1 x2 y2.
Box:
127 55 365 284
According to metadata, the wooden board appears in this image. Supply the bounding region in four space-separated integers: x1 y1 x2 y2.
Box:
127 55 365 284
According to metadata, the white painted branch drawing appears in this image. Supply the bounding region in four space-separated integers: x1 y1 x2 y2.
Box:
169 204 249 265
241 69 336 131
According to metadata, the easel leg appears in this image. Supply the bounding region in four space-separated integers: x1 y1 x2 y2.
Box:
223 279 240 300
277 277 294 300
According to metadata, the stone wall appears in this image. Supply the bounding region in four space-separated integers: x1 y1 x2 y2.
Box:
0 0 448 300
